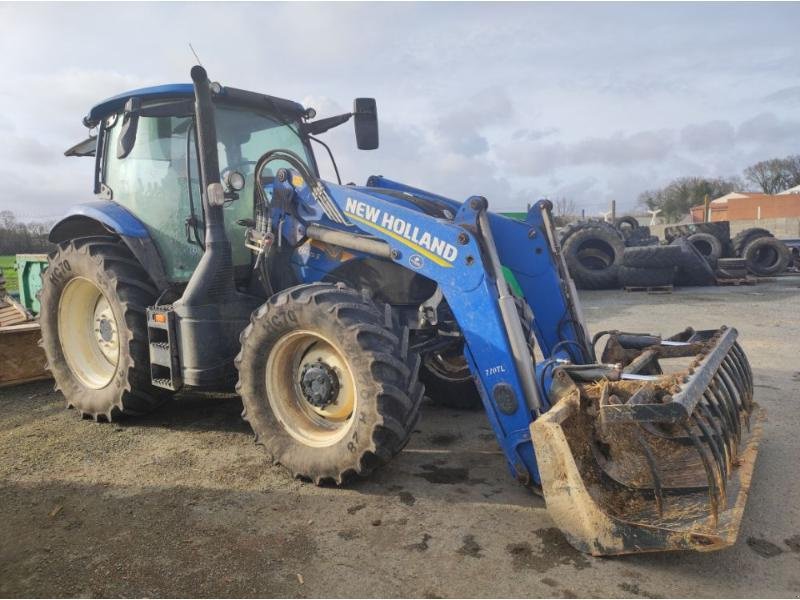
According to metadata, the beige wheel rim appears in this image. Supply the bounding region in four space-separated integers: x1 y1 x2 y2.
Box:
58 277 120 389
265 330 357 447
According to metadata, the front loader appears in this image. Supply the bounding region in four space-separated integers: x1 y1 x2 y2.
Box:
41 66 763 555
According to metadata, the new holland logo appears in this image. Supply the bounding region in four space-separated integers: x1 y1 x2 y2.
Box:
344 198 458 268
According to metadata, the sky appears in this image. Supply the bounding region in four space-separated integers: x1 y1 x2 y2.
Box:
1 1 799 220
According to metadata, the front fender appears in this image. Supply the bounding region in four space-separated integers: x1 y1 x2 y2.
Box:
49 200 169 291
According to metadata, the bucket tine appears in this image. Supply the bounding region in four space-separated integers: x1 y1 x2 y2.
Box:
635 431 664 517
717 367 744 435
681 421 719 525
726 351 752 411
713 376 741 444
700 396 732 473
693 413 727 505
720 360 744 410
732 342 753 397
698 403 730 482
721 360 751 432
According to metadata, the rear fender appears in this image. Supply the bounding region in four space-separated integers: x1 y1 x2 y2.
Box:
49 201 169 291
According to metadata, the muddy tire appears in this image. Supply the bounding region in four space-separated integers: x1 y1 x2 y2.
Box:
618 265 676 288
687 232 723 262
621 245 682 269
38 236 166 420
562 226 624 289
732 227 773 257
235 283 423 484
670 238 716 286
742 236 790 276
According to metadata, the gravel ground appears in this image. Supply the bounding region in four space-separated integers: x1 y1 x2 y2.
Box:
1 277 799 598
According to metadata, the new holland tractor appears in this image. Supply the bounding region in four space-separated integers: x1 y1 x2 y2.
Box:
41 66 763 555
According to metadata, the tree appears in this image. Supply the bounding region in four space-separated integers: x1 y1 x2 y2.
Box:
554 197 577 219
743 155 800 194
0 211 53 254
0 210 16 229
637 176 741 223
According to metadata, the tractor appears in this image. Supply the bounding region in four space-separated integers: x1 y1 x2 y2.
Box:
41 66 763 555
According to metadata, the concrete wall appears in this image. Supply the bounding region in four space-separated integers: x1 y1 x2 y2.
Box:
650 217 800 240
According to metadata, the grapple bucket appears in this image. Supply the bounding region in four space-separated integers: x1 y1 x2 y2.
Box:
532 326 763 556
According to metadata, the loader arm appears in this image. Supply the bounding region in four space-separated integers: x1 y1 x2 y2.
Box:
265 173 593 486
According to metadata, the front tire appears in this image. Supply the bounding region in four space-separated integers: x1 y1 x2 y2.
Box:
236 283 423 484
39 237 166 420
420 345 482 410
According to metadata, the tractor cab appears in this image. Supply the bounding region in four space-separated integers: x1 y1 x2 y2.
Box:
67 82 372 284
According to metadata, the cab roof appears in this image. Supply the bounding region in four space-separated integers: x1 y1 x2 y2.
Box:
87 83 306 126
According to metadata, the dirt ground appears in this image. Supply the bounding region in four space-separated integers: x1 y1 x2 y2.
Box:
1 278 799 598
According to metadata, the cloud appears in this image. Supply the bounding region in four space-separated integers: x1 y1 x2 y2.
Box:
680 120 736 151
762 86 800 106
435 88 514 157
512 128 559 142
737 112 800 144
496 128 674 177
1 3 799 217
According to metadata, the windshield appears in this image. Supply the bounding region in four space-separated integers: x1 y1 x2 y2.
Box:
214 105 315 182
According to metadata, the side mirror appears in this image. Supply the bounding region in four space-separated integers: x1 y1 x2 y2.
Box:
116 97 141 159
353 98 378 150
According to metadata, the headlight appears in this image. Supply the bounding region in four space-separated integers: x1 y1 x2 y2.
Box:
224 170 245 192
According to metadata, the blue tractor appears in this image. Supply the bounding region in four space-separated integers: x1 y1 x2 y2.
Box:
42 66 763 555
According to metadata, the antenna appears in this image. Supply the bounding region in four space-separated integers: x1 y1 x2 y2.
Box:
189 43 203 67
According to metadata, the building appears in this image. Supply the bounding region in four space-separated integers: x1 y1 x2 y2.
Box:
691 191 800 222
778 184 800 195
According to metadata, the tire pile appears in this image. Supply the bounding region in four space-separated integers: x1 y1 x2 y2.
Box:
559 217 792 290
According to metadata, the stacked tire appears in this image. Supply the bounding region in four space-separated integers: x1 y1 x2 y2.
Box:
669 237 717 286
560 220 624 289
618 245 680 288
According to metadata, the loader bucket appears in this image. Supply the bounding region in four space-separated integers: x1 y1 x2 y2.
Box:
532 326 763 556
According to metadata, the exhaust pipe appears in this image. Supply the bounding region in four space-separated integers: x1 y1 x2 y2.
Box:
166 67 261 389
180 65 236 305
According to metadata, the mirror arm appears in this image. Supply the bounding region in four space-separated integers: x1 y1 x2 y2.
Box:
302 112 353 136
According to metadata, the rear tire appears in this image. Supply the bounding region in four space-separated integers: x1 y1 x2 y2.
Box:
235 283 423 484
38 236 166 420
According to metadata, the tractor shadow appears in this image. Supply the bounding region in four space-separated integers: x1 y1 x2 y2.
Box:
346 398 546 511
128 391 543 510
133 392 251 435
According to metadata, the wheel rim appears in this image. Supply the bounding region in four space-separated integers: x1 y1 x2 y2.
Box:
58 277 120 389
266 330 357 447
